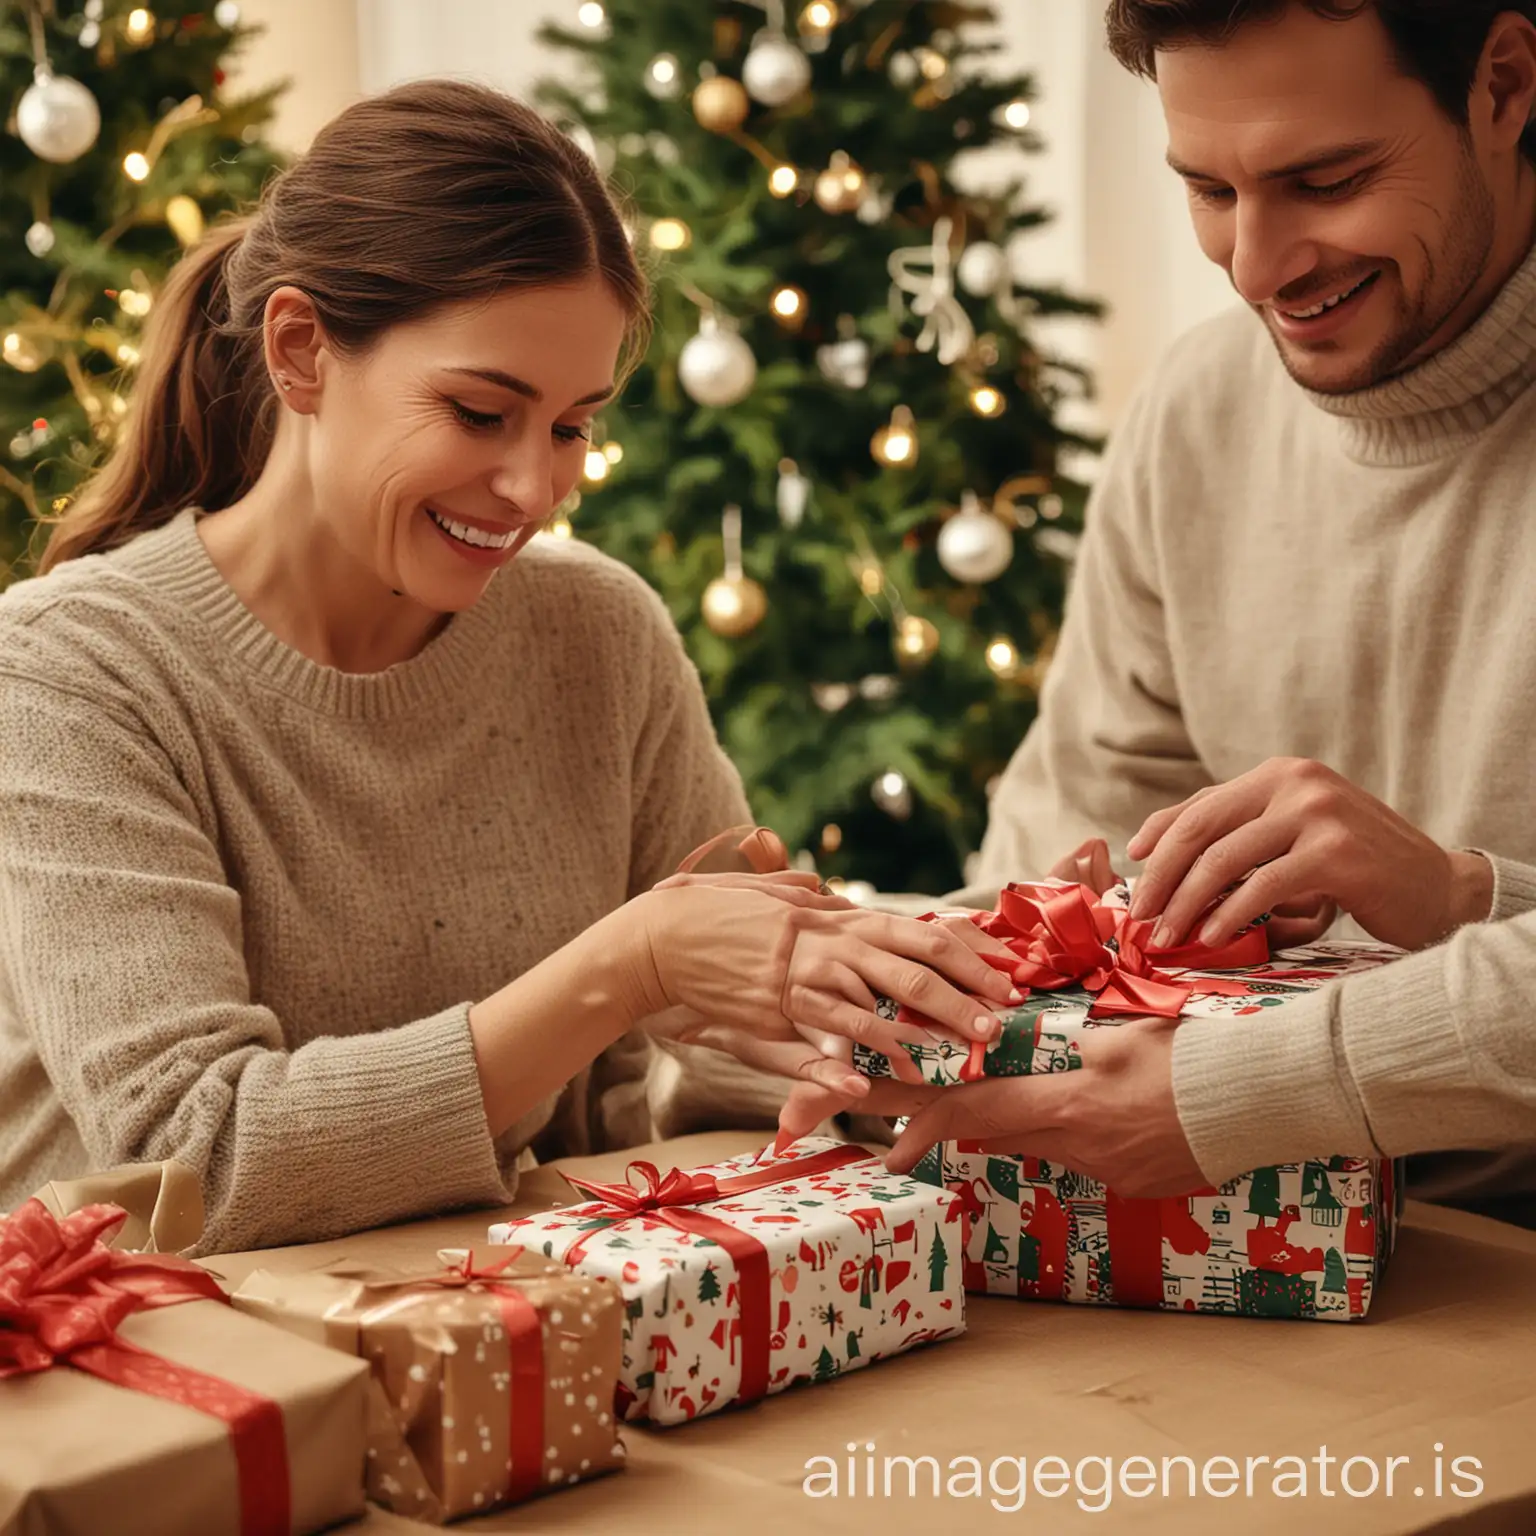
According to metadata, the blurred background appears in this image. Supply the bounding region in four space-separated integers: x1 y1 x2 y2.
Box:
1 0 1233 896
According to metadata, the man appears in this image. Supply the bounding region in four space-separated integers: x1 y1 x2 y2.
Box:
785 0 1536 1225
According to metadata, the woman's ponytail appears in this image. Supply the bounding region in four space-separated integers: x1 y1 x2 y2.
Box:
38 217 273 574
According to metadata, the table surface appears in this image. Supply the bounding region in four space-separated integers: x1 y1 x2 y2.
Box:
212 1133 1536 1536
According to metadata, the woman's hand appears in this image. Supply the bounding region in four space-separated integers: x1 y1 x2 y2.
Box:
622 878 1021 1075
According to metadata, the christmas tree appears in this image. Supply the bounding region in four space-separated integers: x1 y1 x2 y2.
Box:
1 0 284 577
537 0 1100 893
697 1262 722 1302
926 1224 948 1291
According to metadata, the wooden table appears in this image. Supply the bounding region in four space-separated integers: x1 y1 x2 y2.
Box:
212 1133 1536 1535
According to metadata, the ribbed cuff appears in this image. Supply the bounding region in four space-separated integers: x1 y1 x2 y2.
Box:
1171 992 1377 1185
1473 851 1536 922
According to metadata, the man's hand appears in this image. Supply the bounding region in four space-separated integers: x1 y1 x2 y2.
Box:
1125 758 1493 952
884 1017 1205 1198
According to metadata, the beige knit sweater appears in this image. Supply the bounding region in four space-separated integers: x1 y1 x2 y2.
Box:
0 512 755 1253
975 240 1536 1220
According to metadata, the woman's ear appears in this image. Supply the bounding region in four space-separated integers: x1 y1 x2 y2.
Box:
263 285 325 412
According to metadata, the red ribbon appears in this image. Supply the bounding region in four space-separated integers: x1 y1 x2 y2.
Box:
902 881 1270 1081
557 1144 872 1408
1103 1194 1166 1309
393 1250 545 1504
0 1199 291 1536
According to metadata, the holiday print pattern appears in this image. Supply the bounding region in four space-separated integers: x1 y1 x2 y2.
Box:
859 940 1407 1321
488 1138 966 1425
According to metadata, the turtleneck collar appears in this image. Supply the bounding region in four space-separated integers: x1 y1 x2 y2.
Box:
1303 236 1536 467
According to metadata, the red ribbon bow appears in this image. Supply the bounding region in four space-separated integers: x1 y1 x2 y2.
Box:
553 1144 873 1413
0 1199 291 1535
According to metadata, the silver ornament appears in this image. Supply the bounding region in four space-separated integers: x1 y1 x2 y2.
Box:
678 316 757 408
957 241 1007 298
25 221 56 258
776 459 811 528
937 493 1014 583
17 72 101 164
742 31 811 106
815 334 869 389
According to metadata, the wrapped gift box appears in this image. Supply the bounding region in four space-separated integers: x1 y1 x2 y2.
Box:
488 1138 966 1425
0 1197 368 1536
854 882 1406 1322
231 1248 625 1522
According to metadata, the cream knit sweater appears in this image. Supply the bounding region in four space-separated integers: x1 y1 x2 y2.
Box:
0 513 753 1253
975 241 1536 1221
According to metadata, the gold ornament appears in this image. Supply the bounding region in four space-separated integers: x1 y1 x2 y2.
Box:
871 404 918 468
701 504 767 638
693 75 750 133
893 612 940 666
813 150 865 213
165 194 204 247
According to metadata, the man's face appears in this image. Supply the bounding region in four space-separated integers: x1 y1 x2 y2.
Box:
1158 5 1497 393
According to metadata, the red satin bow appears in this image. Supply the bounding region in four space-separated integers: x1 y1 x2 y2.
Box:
563 1161 723 1214
0 1199 291 1536
0 1199 228 1378
970 880 1270 1022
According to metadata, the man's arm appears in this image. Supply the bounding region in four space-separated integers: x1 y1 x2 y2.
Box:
964 380 1212 903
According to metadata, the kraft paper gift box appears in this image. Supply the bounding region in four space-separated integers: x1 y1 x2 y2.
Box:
0 1162 368 1536
487 1137 966 1425
231 1247 625 1522
855 881 1407 1322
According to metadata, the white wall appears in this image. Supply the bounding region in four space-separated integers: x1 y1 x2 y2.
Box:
247 0 1237 429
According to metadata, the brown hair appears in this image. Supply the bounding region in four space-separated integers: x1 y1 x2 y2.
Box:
1105 0 1536 161
40 79 648 574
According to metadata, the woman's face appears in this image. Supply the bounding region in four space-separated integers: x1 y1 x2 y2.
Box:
307 276 626 612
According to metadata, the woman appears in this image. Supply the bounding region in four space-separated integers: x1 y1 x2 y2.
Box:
0 81 1017 1256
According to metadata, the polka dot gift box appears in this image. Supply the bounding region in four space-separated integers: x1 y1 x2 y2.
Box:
231 1247 623 1521
489 1137 967 1426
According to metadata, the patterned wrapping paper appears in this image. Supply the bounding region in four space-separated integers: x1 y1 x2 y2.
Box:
232 1248 624 1521
488 1137 966 1426
856 939 1408 1322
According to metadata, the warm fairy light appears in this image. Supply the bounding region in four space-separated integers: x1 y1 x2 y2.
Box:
771 285 805 320
917 47 949 80
646 54 679 90
648 217 691 251
545 515 575 539
117 286 152 317
125 7 155 43
116 343 140 366
872 406 918 467
821 823 843 854
801 1 836 33
894 613 939 661
969 384 1005 418
987 636 1021 678
602 440 624 464
878 771 907 798
857 561 884 596
577 1 606 26
583 448 610 482
3 332 42 372
123 151 150 181
1003 98 1032 130
768 164 799 197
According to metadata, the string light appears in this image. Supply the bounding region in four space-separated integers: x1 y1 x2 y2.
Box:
648 217 691 252
969 384 1006 418
115 343 140 367
122 151 150 182
577 1 606 26
117 286 152 318
799 1 837 36
3 331 43 372
820 823 843 854
871 404 918 467
1002 98 1032 130
986 636 1021 679
770 285 807 329
582 448 610 483
894 613 940 663
124 7 155 44
602 440 624 465
545 515 575 539
768 164 799 197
